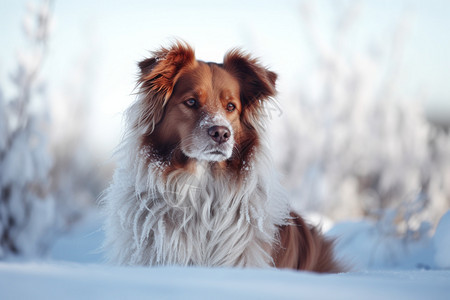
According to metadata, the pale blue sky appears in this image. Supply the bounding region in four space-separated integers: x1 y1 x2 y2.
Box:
1 0 449 149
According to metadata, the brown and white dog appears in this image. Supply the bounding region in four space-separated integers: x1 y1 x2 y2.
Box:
102 41 341 272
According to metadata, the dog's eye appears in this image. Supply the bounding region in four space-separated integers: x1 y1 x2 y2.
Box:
227 103 236 112
185 98 197 108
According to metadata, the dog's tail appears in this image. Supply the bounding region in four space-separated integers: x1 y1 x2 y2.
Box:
273 212 343 273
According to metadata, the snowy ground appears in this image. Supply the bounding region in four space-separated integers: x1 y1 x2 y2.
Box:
1 263 449 300
1 211 449 299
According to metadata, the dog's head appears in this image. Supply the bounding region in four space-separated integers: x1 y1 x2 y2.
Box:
133 41 277 169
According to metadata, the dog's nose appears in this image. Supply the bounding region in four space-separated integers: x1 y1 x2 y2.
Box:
208 126 231 144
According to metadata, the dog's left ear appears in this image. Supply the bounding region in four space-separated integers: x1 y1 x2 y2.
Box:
223 49 277 107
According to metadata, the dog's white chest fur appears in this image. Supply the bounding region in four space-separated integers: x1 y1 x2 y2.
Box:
103 146 289 267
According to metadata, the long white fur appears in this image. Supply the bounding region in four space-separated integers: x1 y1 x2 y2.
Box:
102 94 290 267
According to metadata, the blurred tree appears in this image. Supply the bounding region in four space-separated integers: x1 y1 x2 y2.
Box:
274 2 450 241
0 0 55 258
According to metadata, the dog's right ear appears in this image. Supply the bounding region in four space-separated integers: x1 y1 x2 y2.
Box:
133 42 196 134
138 42 196 100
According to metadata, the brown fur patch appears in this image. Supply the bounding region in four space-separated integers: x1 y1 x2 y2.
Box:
273 212 342 273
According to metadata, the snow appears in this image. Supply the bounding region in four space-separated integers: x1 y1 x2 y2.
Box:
1 263 450 300
0 263 449 300
1 212 450 299
49 213 104 264
434 211 450 269
329 219 436 270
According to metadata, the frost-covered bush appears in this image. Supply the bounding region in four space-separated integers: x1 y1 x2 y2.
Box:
0 1 110 259
273 3 450 239
0 0 55 258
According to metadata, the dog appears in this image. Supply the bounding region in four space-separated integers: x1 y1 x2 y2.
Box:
102 41 341 272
